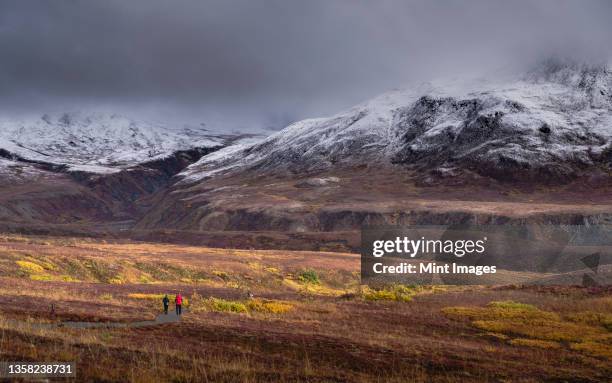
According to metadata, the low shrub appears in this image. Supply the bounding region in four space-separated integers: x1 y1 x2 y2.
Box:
16 260 44 273
444 300 611 358
488 301 538 311
298 269 320 284
29 274 54 281
361 284 421 302
509 338 560 349
190 296 293 315
206 298 247 313
565 311 612 331
212 270 230 281
247 299 294 314
571 341 612 359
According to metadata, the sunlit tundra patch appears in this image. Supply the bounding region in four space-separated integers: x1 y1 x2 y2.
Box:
443 300 612 358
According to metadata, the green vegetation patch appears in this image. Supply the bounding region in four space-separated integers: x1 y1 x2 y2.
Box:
298 269 320 285
15 259 70 281
82 259 117 283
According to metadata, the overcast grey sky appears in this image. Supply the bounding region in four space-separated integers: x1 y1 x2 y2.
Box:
0 0 611 130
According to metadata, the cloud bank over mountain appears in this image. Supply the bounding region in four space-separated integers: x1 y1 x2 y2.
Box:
0 0 611 130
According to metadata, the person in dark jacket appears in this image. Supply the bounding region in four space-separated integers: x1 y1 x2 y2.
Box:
162 294 170 314
175 293 183 315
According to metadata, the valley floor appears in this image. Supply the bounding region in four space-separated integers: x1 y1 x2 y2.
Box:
0 235 610 382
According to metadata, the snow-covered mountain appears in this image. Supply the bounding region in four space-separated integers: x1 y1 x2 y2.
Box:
182 61 612 184
0 112 230 174
1 60 611 239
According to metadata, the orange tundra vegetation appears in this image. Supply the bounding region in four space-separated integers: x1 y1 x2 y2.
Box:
0 234 610 382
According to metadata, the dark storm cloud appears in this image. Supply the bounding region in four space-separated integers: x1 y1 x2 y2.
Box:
0 0 611 129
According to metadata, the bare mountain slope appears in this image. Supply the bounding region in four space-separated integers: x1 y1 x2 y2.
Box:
0 113 252 228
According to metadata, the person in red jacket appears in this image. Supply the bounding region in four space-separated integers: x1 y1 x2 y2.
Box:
175 293 183 315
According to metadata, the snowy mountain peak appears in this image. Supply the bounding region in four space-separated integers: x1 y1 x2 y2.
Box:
182 64 612 184
0 112 228 173
524 58 612 108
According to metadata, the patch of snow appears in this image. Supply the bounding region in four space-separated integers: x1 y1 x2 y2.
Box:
67 164 122 174
0 112 227 173
295 177 341 188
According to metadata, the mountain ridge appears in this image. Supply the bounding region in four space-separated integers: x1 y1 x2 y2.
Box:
181 61 612 185
1 62 611 249
0 112 240 175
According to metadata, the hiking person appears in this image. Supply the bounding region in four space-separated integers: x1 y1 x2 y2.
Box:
162 294 170 315
175 292 183 315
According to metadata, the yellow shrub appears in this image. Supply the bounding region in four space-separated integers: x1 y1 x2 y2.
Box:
35 259 58 271
488 301 537 311
444 301 558 322
16 260 44 273
247 299 294 314
571 341 612 359
212 270 230 280
30 274 53 281
442 306 487 318
128 293 166 300
264 266 280 274
204 298 247 313
565 311 612 330
282 278 345 296
363 288 397 301
444 300 611 358
510 338 560 349
362 284 421 302
473 316 599 342
190 297 293 314
482 332 509 341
